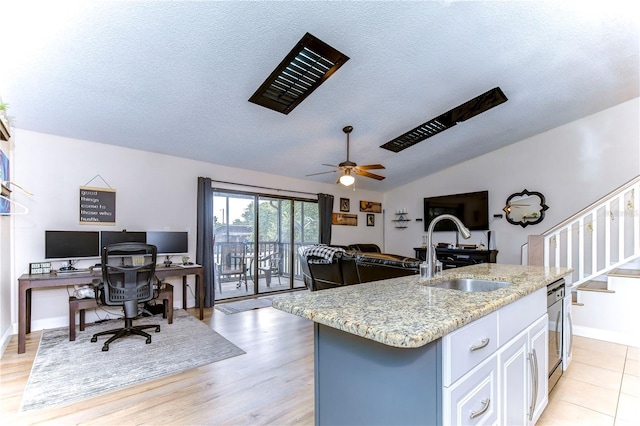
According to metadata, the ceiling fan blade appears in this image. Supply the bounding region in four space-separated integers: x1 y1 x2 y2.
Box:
322 163 340 168
354 169 385 180
380 87 508 153
306 169 339 177
356 164 385 170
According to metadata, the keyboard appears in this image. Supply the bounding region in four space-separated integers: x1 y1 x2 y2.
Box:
57 268 90 274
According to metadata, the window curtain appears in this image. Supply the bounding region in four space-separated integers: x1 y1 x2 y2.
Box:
196 177 215 307
318 193 334 245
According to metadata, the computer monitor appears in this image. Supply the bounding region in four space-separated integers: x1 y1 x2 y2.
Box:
146 231 188 255
45 230 100 260
100 230 146 248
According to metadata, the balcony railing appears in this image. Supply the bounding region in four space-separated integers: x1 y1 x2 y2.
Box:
214 241 314 283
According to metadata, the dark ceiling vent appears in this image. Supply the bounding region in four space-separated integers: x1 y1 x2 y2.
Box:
249 33 350 115
380 87 508 153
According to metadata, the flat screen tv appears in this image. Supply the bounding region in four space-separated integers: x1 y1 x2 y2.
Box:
146 231 188 255
424 190 489 232
45 230 100 260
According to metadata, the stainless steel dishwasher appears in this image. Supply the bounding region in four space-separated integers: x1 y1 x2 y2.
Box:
547 279 565 392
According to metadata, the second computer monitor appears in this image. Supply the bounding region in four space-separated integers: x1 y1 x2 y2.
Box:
100 231 146 249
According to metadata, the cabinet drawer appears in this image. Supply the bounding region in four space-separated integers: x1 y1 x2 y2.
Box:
498 287 546 346
443 311 498 386
443 353 498 426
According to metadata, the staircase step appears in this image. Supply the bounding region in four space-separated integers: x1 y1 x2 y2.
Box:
608 268 640 278
577 280 615 293
571 291 584 306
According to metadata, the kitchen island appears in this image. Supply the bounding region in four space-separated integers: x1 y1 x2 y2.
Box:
272 263 572 425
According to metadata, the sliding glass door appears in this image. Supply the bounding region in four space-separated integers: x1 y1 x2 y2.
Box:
213 190 318 301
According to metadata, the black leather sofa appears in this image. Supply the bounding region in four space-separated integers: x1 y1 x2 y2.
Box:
299 244 420 291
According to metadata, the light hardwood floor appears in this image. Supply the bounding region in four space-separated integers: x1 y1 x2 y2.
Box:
1 306 315 425
1 305 638 425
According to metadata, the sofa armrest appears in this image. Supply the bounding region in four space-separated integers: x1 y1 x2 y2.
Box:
355 253 420 283
348 243 382 253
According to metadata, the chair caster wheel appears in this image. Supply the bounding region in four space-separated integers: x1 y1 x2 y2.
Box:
91 337 97 343
102 345 109 351
146 337 152 344
155 326 161 332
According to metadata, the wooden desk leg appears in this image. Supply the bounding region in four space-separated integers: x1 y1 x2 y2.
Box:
183 274 203 320
163 299 173 324
197 272 204 320
18 282 29 354
26 288 32 334
69 301 76 342
182 276 187 311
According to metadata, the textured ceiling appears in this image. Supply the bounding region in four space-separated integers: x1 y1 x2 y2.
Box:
1 1 638 191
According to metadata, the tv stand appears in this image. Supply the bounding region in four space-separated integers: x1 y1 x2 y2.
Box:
413 247 498 270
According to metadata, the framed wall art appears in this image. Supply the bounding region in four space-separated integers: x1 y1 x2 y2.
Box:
0 149 9 214
360 200 382 213
340 198 350 212
366 214 375 226
332 213 357 226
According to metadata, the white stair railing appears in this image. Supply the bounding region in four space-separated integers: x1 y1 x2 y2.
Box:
524 175 640 287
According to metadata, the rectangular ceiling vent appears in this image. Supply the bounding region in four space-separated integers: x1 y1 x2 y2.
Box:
380 87 508 153
249 32 349 115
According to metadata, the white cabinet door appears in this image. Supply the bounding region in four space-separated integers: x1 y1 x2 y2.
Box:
498 330 529 425
443 353 499 426
563 294 573 370
443 293 548 425
528 315 548 425
498 314 548 426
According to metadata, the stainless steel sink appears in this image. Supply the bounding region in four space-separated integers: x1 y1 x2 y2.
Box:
428 278 512 292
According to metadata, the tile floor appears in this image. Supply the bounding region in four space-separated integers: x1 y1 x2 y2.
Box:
538 335 639 426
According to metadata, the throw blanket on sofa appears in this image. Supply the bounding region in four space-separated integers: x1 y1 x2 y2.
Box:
303 244 346 261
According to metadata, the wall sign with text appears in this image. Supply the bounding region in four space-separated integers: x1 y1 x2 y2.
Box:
79 186 116 224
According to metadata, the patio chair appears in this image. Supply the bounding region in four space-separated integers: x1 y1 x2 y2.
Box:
257 252 281 287
218 242 247 291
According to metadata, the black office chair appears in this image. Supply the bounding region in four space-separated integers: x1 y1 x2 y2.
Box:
91 243 160 351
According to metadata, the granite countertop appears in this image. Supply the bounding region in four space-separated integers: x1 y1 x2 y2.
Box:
272 263 572 348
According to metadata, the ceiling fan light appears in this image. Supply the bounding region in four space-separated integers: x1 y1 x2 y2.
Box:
339 173 355 186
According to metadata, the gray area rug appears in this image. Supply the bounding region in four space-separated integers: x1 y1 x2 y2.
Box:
214 297 274 314
21 309 245 412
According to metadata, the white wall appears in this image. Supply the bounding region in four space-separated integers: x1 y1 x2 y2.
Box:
3 97 638 346
383 98 640 264
0 133 13 353
5 129 383 336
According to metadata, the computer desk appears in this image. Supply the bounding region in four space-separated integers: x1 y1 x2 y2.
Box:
17 264 204 354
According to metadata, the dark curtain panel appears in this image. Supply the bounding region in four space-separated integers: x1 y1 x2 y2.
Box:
196 177 215 307
318 193 334 245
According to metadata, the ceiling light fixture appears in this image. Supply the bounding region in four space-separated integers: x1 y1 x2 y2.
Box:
249 33 350 114
339 170 355 186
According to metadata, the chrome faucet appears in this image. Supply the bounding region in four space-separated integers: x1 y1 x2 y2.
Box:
426 214 472 278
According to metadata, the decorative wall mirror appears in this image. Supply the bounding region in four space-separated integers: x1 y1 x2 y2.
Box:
503 189 549 228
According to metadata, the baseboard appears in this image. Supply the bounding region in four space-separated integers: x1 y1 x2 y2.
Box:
0 325 13 357
573 324 640 347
